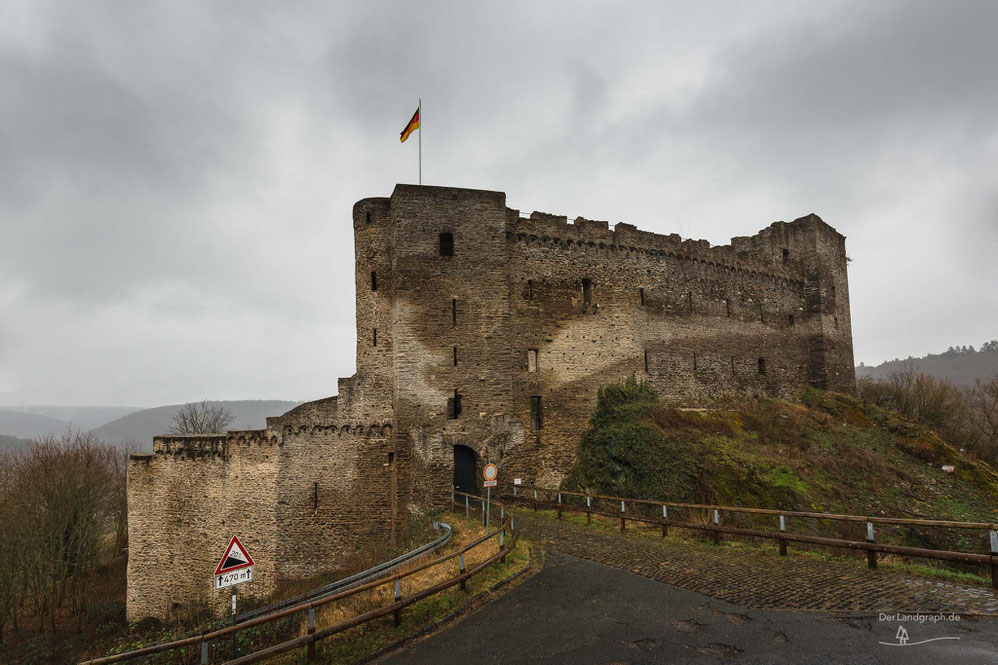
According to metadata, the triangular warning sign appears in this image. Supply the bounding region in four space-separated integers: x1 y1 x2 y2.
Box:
214 536 255 576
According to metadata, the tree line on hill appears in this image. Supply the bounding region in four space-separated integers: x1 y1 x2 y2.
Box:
857 339 998 386
0 402 235 645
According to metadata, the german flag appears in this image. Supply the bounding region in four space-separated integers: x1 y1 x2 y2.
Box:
400 107 420 143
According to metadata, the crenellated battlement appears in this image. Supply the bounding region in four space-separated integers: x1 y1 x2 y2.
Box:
150 430 279 458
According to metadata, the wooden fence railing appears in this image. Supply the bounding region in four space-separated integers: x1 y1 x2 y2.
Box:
80 491 519 665
505 485 998 588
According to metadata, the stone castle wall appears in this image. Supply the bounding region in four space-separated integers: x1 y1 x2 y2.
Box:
126 184 855 620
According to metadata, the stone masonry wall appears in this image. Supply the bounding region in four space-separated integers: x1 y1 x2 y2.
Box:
126 433 279 621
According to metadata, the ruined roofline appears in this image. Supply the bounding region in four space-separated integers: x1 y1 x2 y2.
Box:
509 210 840 253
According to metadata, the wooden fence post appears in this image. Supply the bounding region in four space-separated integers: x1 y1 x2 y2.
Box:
586 495 591 524
661 505 668 537
989 529 997 589
393 579 402 627
533 489 538 512
712 509 720 545
307 607 316 659
779 515 787 556
557 493 562 519
866 522 877 569
620 500 626 532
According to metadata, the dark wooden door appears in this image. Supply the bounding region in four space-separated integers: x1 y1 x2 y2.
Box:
453 445 477 494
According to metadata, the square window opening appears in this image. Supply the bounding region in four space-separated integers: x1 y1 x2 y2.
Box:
439 232 454 257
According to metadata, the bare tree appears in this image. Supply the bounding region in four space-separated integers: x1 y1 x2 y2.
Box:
962 378 998 464
169 401 235 435
1 431 123 636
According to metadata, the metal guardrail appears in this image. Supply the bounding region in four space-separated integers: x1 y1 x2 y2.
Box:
80 492 518 665
506 485 998 588
237 521 452 622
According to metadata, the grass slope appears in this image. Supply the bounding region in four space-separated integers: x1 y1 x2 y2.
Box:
564 377 998 524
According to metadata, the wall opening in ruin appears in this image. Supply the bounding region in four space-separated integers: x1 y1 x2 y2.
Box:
447 390 462 419
530 396 543 430
582 278 592 306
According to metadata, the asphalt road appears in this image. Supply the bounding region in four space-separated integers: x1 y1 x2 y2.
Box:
377 550 998 665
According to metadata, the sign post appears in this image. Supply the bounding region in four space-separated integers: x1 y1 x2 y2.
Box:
483 463 498 529
214 536 255 659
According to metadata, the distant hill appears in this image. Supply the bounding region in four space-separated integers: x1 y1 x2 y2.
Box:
857 344 998 386
0 434 32 454
0 409 73 439
91 400 302 450
0 405 143 431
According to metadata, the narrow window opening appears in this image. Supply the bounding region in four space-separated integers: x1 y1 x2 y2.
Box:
782 248 789 264
453 346 458 366
313 482 318 513
639 288 645 306
387 451 395 466
439 232 454 257
758 358 767 375
447 389 462 419
759 304 764 323
693 352 698 371
731 356 735 374
643 349 649 372
371 270 378 291
527 349 538 372
834 316 839 328
365 211 372 224
687 291 693 313
582 278 592 306
529 396 543 430
527 279 534 300
789 313 795 326
451 298 457 325
725 298 731 318
373 328 378 347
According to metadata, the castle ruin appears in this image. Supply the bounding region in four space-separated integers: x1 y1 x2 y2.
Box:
126 184 855 620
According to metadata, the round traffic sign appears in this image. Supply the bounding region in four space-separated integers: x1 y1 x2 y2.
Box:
483 463 498 482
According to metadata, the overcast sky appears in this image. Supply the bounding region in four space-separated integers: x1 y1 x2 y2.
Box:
1 1 996 406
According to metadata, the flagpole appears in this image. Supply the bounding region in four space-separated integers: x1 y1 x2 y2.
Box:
418 98 422 185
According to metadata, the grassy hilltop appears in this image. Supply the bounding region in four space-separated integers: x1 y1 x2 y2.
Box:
564 377 998 525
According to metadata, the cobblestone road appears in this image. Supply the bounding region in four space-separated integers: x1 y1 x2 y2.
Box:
515 510 998 616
